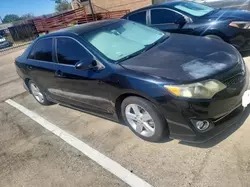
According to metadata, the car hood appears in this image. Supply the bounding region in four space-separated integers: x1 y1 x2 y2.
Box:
120 34 239 83
205 9 250 21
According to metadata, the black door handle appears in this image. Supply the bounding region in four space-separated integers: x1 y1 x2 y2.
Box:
55 70 66 78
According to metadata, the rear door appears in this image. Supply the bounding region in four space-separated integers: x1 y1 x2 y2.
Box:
51 36 113 114
26 38 57 99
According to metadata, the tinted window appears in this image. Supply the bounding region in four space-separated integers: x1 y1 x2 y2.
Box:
151 9 184 24
128 11 147 24
29 38 53 62
56 38 91 65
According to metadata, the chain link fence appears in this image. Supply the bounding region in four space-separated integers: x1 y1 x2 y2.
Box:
0 22 38 56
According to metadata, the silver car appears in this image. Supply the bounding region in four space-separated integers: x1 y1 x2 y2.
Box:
0 36 13 50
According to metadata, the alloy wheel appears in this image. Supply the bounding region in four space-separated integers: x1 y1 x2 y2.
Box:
125 104 155 137
30 83 44 103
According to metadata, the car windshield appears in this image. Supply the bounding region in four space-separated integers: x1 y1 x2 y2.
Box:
82 20 166 61
174 2 214 17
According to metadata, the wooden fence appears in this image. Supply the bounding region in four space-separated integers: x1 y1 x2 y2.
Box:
32 7 130 33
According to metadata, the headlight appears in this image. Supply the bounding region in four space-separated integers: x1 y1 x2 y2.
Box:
229 21 250 29
164 80 226 99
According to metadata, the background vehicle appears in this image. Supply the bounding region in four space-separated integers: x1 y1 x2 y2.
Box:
187 0 250 11
15 19 248 142
154 0 250 11
0 35 13 50
123 1 250 56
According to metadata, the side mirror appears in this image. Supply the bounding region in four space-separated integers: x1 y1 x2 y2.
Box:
75 59 104 71
174 17 186 27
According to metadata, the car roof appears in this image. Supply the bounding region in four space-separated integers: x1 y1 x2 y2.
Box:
124 1 185 16
41 19 120 38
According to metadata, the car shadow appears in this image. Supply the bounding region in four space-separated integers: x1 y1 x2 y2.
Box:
179 106 250 148
241 51 250 58
60 103 249 146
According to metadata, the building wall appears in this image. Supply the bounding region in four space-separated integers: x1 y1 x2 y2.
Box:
71 0 89 10
153 0 168 4
92 0 152 11
72 0 152 11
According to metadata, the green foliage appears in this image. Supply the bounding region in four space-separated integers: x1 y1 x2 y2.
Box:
2 14 20 23
2 13 35 23
52 0 72 12
21 13 35 20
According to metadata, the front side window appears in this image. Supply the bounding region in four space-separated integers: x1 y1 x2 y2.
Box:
174 2 214 17
56 38 91 65
29 38 53 62
82 20 166 61
151 9 184 24
128 11 147 25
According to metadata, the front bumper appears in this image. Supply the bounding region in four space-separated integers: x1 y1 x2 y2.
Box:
160 65 249 143
230 29 250 54
167 105 244 143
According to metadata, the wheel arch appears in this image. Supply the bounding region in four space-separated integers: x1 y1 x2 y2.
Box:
201 30 228 42
114 92 166 125
24 77 31 93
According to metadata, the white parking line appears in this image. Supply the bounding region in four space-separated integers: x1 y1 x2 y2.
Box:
6 99 153 187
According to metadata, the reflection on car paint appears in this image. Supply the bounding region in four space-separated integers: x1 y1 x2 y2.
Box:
181 52 233 79
48 88 112 103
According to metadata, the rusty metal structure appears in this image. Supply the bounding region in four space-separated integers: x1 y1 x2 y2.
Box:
32 7 130 33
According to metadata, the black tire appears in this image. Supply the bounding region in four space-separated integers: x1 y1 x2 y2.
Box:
121 96 168 142
205 35 224 41
28 80 52 105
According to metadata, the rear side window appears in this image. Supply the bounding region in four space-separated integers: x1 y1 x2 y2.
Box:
128 11 147 24
56 38 91 65
29 38 53 62
151 9 184 24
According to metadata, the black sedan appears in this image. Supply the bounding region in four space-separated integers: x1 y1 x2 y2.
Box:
15 19 250 142
123 1 250 55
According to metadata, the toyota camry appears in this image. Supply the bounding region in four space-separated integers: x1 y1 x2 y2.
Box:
15 19 250 142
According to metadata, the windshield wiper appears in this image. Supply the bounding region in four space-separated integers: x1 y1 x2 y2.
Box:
213 8 221 13
118 50 145 62
118 35 169 63
144 36 168 52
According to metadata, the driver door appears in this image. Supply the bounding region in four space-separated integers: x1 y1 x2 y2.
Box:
148 8 186 33
50 37 113 114
149 8 194 35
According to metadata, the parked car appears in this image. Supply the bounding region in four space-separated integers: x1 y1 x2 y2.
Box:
154 0 250 10
123 1 250 56
187 0 250 11
0 35 13 49
15 19 249 142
